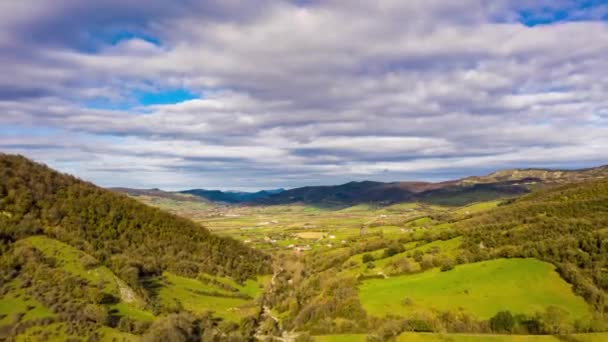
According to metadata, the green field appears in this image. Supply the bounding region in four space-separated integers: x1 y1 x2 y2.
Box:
314 334 367 341
314 333 608 342
0 282 54 326
359 258 592 320
397 333 559 341
157 272 266 323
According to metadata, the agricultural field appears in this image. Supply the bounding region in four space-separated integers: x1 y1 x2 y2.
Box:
314 333 608 341
115 192 608 340
149 201 471 252
359 258 592 320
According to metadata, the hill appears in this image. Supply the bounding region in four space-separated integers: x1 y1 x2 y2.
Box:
251 165 608 206
458 177 608 314
180 188 285 204
459 165 608 185
0 154 272 340
110 187 211 204
253 180 528 206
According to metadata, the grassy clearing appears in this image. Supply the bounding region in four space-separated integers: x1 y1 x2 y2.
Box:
313 333 608 342
157 272 262 323
568 333 608 341
397 333 608 341
18 235 152 322
97 326 139 341
109 302 155 322
453 200 501 216
296 232 326 239
397 332 560 341
20 236 120 296
13 322 70 342
314 334 367 341
0 282 54 326
359 258 592 320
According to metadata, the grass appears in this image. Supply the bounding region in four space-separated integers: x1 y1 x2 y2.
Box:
109 302 155 322
314 334 367 341
157 272 261 323
397 333 560 341
397 333 608 341
312 333 608 342
20 236 120 296
18 236 152 322
359 258 592 320
296 232 326 239
0 282 54 326
453 200 501 216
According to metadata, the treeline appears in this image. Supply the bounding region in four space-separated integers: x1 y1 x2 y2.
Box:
458 179 608 315
366 306 600 341
0 154 271 291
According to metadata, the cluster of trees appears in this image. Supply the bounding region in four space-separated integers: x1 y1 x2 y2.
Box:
0 154 274 339
0 154 271 287
365 306 596 341
458 178 608 314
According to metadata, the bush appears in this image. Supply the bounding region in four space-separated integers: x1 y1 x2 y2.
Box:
383 243 405 258
294 332 314 342
489 310 514 333
362 254 374 263
440 260 454 272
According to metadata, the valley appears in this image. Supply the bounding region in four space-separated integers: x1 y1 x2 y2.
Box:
1 154 608 341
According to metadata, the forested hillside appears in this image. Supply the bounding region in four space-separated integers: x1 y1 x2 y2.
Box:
0 154 272 340
459 179 608 314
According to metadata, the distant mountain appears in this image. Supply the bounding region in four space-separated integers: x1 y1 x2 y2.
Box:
112 165 608 207
252 165 608 206
459 165 608 185
253 180 529 206
180 188 285 203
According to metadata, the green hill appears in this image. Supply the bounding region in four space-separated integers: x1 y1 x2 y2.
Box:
0 154 272 340
458 178 608 315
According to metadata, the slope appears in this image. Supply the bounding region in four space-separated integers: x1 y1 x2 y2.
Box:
458 178 608 315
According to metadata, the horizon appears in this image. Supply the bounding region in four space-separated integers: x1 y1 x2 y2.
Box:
107 161 608 192
2 1 608 190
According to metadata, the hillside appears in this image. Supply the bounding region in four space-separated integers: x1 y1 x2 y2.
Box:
110 187 211 204
254 180 529 206
0 154 272 340
458 178 608 314
180 188 285 204
460 165 608 185
246 165 608 207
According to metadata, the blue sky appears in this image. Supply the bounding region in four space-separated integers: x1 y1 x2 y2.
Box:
1 0 608 190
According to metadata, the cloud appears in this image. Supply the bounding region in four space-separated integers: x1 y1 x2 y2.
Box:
1 0 608 190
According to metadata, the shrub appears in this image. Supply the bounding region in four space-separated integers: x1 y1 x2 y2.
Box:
489 310 514 333
383 243 405 258
440 260 454 272
362 254 374 263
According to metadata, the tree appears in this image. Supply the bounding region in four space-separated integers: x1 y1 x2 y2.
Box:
142 313 199 342
541 306 572 334
383 242 405 258
490 310 514 333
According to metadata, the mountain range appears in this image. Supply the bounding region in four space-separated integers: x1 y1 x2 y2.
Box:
113 165 608 206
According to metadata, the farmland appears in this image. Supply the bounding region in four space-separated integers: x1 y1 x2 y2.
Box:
359 258 592 320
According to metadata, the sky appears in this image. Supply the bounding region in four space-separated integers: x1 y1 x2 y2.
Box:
1 0 608 191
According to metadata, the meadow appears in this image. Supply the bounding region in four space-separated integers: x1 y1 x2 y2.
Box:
359 258 592 320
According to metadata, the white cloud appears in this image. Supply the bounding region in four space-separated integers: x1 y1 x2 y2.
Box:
1 0 608 189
